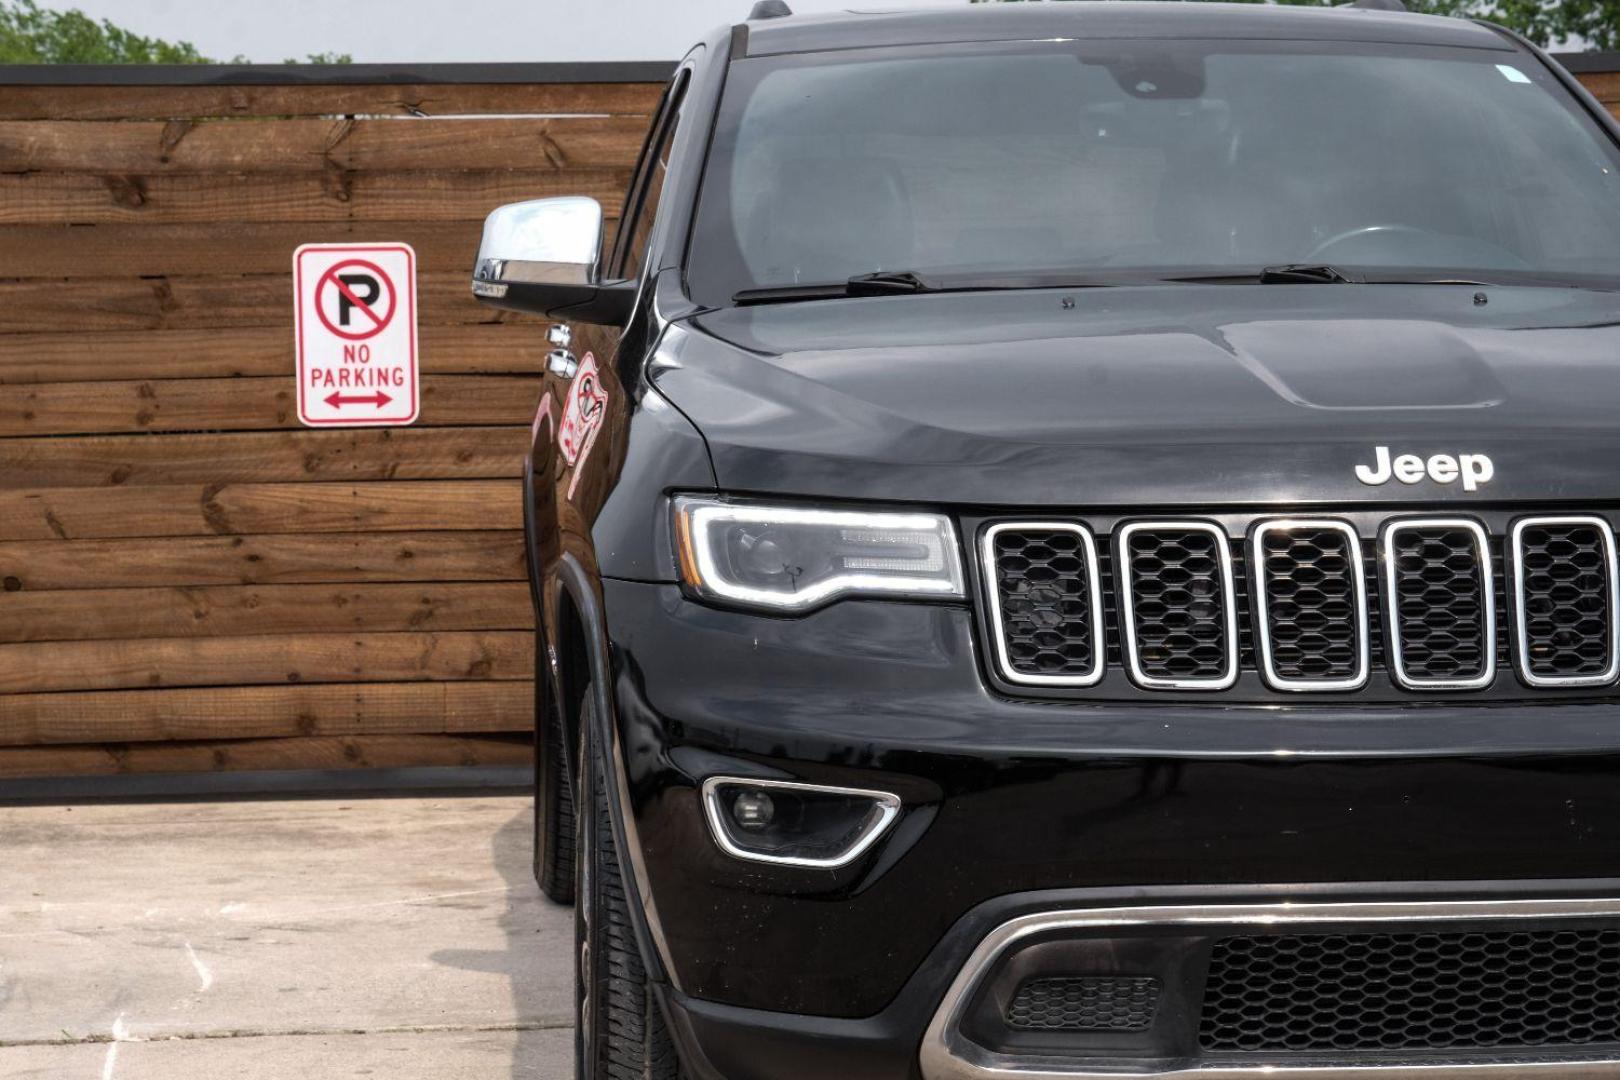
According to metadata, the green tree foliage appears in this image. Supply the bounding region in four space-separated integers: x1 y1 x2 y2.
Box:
970 0 1620 51
0 0 352 63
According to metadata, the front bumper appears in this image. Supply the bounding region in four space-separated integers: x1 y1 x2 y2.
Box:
600 579 1620 1073
660 886 1620 1080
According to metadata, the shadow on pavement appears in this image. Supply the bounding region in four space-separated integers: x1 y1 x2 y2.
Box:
432 806 570 1079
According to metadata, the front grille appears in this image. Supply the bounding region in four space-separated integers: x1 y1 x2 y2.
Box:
977 510 1620 697
1200 927 1620 1054
1252 520 1368 690
1383 519 1495 690
1118 522 1237 689
1006 975 1161 1032
982 523 1102 686
1512 516 1619 687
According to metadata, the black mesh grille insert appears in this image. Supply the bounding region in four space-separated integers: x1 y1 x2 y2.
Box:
1256 524 1363 685
1200 928 1620 1054
1387 524 1491 685
1122 525 1233 683
1517 520 1615 682
987 526 1098 680
1006 976 1161 1032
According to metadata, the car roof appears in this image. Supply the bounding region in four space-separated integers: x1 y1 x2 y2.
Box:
737 2 1514 58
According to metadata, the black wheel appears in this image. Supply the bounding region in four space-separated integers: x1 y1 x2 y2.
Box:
536 686 575 905
575 685 682 1079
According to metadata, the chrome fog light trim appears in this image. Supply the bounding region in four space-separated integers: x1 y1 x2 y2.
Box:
700 776 902 869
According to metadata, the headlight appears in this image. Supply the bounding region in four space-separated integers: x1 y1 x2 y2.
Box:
673 496 965 612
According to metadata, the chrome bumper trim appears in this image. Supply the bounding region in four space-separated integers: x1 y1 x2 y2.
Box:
919 897 1620 1080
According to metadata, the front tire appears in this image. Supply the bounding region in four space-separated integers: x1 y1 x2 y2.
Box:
536 692 575 905
574 684 682 1079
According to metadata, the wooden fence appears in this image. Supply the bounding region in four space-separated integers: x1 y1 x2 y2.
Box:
0 55 1617 783
0 64 667 781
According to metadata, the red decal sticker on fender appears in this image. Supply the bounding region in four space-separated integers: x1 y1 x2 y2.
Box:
558 352 606 474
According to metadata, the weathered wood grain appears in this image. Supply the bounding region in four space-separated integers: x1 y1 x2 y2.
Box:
0 426 528 488
0 732 532 779
0 530 525 590
0 76 634 776
0 680 533 746
0 82 662 121
0 581 533 643
0 630 533 694
0 168 633 227
0 480 522 541
0 116 648 174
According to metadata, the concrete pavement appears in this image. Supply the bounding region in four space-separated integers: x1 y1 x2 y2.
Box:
0 794 572 1079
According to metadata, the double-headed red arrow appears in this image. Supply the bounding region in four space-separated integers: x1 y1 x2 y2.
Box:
324 391 393 409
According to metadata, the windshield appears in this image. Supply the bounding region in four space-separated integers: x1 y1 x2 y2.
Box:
686 38 1620 303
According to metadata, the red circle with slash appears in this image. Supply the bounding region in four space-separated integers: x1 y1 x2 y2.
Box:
314 258 397 341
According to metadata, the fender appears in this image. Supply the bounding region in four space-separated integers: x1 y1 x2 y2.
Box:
551 551 678 990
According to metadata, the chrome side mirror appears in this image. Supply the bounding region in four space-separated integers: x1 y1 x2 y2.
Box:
470 196 635 325
474 196 602 290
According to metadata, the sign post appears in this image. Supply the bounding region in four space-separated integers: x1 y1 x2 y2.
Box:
293 243 420 427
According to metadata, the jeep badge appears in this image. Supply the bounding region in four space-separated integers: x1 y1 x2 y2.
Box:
1355 446 1494 491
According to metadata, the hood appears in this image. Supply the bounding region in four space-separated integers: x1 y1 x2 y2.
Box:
652 284 1620 507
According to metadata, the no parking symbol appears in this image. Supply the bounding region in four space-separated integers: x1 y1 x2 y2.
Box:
294 243 419 427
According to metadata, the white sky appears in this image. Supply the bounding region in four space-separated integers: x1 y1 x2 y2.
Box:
50 0 962 63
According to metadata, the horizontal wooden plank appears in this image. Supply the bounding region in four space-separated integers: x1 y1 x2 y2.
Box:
0 680 532 746
0 680 531 748
0 82 663 120
0 167 633 226
0 272 525 333
0 425 528 488
0 732 533 779
0 530 525 590
0 630 533 694
0 480 522 541
0 375 540 435
0 581 533 643
0 323 550 383
0 116 648 174
0 220 618 277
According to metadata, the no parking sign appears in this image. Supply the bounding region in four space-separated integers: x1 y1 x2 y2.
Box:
293 243 419 427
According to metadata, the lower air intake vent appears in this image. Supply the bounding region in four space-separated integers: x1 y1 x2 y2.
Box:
1201 927 1620 1054
1119 522 1238 689
1383 519 1494 690
1006 976 1161 1032
1512 516 1619 687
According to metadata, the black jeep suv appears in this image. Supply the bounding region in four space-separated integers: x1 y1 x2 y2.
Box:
470 3 1620 1076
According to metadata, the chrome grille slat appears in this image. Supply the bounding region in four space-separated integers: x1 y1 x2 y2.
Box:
1251 519 1370 692
1381 518 1496 691
1511 515 1620 688
1117 521 1239 690
980 522 1104 687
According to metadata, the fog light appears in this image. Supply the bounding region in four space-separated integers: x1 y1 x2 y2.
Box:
701 777 902 869
732 790 775 830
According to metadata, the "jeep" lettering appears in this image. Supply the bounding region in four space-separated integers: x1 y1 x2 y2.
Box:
1354 446 1494 492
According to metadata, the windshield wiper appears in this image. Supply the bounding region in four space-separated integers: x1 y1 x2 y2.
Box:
733 270 941 305
1171 264 1362 284
1170 265 1508 287
1260 263 1362 284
